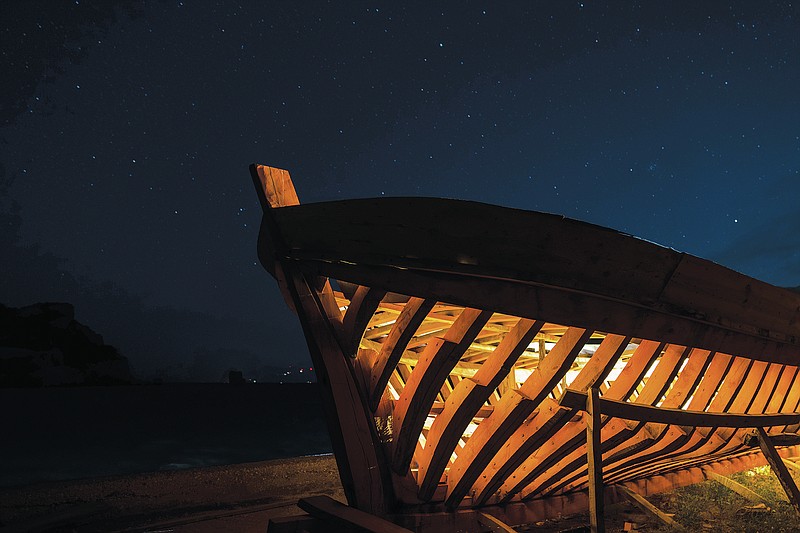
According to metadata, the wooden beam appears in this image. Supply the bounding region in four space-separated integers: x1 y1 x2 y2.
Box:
285 271 390 514
705 470 772 506
756 427 800 515
616 485 685 530
784 457 800 474
342 285 386 356
369 298 436 411
298 495 414 533
587 387 604 533
477 511 519 533
560 389 800 428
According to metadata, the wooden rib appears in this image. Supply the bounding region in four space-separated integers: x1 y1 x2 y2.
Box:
391 308 493 474
285 271 388 513
603 363 751 484
494 340 663 502
342 285 387 356
547 344 689 490
477 512 519 533
598 355 755 488
369 297 435 411
768 366 799 414
444 327 591 508
582 349 712 481
710 362 781 455
521 344 688 500
416 318 544 499
470 334 629 505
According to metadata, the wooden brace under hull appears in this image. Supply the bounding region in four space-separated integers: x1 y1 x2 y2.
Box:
250 164 800 529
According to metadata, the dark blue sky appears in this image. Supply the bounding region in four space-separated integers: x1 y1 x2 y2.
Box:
2 2 799 381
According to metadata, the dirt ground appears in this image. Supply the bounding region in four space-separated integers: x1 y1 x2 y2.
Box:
3 459 799 532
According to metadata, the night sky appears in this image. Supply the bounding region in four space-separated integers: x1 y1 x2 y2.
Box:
2 2 799 382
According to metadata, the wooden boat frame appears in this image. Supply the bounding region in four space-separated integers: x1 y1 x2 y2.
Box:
250 164 800 532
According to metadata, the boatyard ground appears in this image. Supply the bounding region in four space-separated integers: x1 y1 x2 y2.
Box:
2 456 799 532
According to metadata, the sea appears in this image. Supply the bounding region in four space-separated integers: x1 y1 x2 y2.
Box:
0 383 332 488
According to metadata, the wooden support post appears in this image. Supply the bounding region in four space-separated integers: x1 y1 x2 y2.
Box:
756 427 800 515
586 387 604 533
617 486 685 530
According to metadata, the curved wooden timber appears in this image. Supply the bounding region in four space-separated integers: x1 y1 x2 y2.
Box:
250 164 800 528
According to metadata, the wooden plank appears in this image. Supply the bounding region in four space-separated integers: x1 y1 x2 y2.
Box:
272 194 800 363
250 163 300 208
477 511 519 533
660 253 800 351
587 388 605 533
298 495 414 533
560 389 800 427
616 485 685 530
416 318 543 499
706 470 772 505
391 308 492 474
708 361 773 453
660 348 713 409
757 427 800 515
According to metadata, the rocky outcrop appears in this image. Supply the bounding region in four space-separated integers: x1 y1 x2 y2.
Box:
0 302 131 386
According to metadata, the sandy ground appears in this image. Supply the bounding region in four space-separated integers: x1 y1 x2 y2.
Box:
0 454 344 532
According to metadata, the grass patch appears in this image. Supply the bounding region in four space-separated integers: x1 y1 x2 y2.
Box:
648 465 800 532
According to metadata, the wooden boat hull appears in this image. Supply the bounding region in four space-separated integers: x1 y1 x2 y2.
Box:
251 164 800 528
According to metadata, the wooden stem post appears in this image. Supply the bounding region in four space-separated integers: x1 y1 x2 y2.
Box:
587 387 605 533
756 427 800 515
